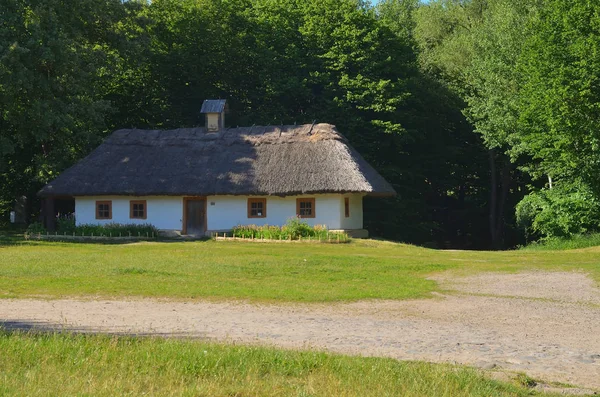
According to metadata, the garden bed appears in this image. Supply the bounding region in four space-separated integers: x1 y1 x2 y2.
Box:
227 218 350 243
25 232 156 242
212 233 350 244
25 219 159 242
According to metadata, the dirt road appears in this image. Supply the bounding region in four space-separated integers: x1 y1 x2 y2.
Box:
1 271 599 391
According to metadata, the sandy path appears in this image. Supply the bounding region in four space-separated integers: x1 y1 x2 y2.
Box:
1 271 600 391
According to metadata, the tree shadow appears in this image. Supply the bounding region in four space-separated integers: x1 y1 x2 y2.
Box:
0 320 208 339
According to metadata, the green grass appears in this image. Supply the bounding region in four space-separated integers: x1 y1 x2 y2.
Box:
0 331 557 396
521 233 600 251
1 235 600 302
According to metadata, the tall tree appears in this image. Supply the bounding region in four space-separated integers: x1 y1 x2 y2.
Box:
516 0 600 191
0 0 126 217
413 0 534 247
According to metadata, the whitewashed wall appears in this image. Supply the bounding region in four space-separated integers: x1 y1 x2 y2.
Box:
74 196 183 230
206 194 364 231
339 194 364 230
75 194 365 233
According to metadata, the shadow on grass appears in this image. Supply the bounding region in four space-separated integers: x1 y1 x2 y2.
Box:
0 229 213 247
0 320 206 339
0 231 42 248
44 237 214 246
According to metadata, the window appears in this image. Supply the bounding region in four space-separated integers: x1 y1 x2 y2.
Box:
248 198 267 218
296 198 315 218
130 200 147 219
96 201 112 220
344 197 350 218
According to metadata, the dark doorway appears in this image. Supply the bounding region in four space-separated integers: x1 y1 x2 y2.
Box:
41 197 75 231
184 198 206 235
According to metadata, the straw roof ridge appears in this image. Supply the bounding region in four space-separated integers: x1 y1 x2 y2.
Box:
39 123 396 197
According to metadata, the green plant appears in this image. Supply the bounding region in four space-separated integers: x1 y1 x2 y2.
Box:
282 217 313 239
56 216 76 234
25 222 46 235
25 220 158 239
516 373 537 388
231 219 349 242
521 233 600 251
516 180 600 240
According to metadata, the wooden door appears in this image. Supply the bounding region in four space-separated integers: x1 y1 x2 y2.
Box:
185 199 206 235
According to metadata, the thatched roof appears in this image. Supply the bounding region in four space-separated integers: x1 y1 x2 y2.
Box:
39 123 396 197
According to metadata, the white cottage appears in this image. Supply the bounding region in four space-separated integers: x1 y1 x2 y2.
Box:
39 100 396 237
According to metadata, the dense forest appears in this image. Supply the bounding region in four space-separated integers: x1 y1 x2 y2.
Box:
1 0 599 249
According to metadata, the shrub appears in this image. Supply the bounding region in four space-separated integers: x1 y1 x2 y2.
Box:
56 214 76 234
282 217 313 239
26 222 46 235
516 180 600 239
231 217 349 242
25 219 159 239
72 223 159 237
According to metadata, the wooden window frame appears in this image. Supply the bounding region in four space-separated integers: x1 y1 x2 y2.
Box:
247 198 267 218
130 200 147 220
296 198 316 218
95 201 112 220
344 197 350 218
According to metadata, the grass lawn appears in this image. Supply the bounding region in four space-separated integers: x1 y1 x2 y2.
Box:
1 233 599 302
0 331 556 397
521 233 600 251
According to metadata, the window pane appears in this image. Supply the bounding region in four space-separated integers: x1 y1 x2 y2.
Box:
131 202 145 218
97 203 110 219
249 199 266 217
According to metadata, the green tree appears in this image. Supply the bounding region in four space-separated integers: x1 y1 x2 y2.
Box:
516 0 600 192
0 0 128 217
413 0 536 247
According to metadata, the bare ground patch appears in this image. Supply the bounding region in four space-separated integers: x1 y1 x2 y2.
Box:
434 270 600 305
1 271 599 392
